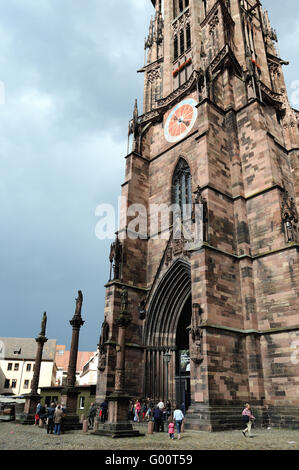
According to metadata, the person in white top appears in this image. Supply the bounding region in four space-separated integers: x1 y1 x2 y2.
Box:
157 400 165 410
173 406 184 439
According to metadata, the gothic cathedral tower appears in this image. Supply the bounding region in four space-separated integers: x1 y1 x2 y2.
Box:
97 0 299 431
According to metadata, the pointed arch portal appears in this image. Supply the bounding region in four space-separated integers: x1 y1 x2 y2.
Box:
143 258 192 407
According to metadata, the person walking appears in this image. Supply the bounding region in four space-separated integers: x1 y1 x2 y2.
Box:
168 417 175 440
173 404 184 439
135 400 141 423
54 405 63 435
88 402 96 429
242 403 255 438
166 400 171 420
46 402 55 434
142 402 148 421
153 406 162 432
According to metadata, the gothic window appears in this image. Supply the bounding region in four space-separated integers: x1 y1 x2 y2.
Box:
174 35 178 60
172 158 192 218
174 0 189 18
186 23 191 49
180 29 185 56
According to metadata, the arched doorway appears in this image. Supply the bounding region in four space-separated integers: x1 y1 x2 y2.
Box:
175 295 191 410
143 258 192 407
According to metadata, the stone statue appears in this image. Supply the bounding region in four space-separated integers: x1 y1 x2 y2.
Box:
39 312 47 337
120 286 128 314
284 214 295 242
75 290 83 317
98 351 106 372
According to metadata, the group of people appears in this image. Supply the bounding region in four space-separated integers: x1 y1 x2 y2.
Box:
35 399 256 439
129 398 186 439
35 402 66 435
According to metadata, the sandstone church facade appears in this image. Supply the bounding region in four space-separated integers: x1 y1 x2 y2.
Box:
96 0 299 431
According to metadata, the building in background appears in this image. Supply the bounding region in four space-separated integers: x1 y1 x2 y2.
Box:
54 345 95 386
78 352 98 386
0 337 57 396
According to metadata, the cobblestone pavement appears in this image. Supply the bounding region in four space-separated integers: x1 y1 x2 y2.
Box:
0 422 299 450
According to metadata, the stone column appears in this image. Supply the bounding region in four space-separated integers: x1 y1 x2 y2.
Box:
61 290 84 430
93 286 143 438
21 312 48 424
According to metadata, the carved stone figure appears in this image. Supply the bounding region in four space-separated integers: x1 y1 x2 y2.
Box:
98 351 106 372
120 286 128 314
39 312 47 337
75 290 83 317
190 337 204 364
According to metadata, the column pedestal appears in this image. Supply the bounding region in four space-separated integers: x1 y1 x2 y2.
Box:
19 393 41 425
92 392 143 438
60 387 82 431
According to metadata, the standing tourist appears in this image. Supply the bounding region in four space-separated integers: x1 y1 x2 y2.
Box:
166 400 171 420
54 405 63 435
100 400 108 423
242 403 255 438
173 404 184 440
153 406 162 432
34 402 41 426
46 402 55 434
135 400 141 422
142 402 148 421
88 402 96 429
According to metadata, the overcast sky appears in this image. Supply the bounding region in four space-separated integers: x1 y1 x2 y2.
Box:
0 0 298 351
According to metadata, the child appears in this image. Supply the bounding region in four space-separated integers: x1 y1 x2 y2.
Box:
168 417 175 440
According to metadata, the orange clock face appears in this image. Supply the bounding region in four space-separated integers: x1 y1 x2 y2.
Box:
164 98 198 143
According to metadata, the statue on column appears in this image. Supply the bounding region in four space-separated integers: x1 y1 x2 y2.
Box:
192 186 208 243
39 312 47 337
74 290 83 317
98 318 110 372
117 286 131 328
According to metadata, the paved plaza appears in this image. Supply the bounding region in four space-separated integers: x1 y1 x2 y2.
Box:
0 422 298 451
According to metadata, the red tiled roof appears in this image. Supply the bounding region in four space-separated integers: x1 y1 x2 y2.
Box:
55 346 95 372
